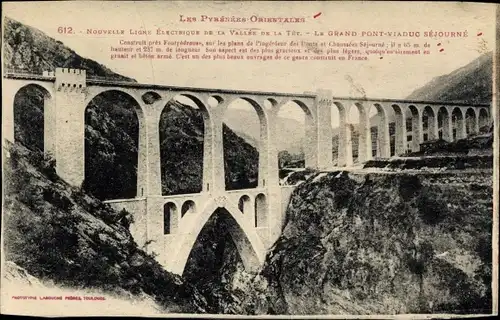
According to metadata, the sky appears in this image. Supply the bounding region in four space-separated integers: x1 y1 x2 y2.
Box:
3 1 497 126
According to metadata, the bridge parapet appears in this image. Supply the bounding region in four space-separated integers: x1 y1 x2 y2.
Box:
226 188 267 198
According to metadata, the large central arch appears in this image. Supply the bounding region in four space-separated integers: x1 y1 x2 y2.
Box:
169 197 266 276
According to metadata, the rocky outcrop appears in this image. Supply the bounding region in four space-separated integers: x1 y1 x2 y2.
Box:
260 171 492 315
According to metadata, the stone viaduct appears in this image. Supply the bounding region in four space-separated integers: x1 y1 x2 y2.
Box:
3 68 491 275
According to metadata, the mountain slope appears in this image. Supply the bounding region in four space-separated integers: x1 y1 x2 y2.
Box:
3 15 259 314
407 52 492 104
3 17 133 81
3 142 207 313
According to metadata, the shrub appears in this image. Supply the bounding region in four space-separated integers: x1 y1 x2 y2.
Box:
398 175 422 201
42 186 74 212
417 192 447 225
17 183 45 212
40 155 58 182
117 208 134 229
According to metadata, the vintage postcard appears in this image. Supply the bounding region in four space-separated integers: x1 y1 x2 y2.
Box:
1 0 498 317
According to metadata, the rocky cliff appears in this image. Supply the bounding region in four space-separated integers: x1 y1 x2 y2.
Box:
3 17 132 81
260 171 492 314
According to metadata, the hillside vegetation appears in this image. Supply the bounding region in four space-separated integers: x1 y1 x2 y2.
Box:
4 17 132 81
3 142 207 313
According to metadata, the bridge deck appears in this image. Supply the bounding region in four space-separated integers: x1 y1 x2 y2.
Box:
3 72 490 107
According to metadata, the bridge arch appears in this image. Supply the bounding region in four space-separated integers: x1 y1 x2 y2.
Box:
83 89 144 200
159 93 213 195
451 107 465 140
437 107 452 141
422 106 437 141
12 81 54 99
238 195 252 215
12 82 54 154
164 202 179 235
255 193 268 227
223 96 269 190
478 108 490 132
275 98 314 119
465 108 477 135
84 87 145 116
275 99 315 169
345 102 370 162
171 199 266 276
181 200 197 217
141 91 162 105
332 101 351 166
406 105 421 152
368 103 390 158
